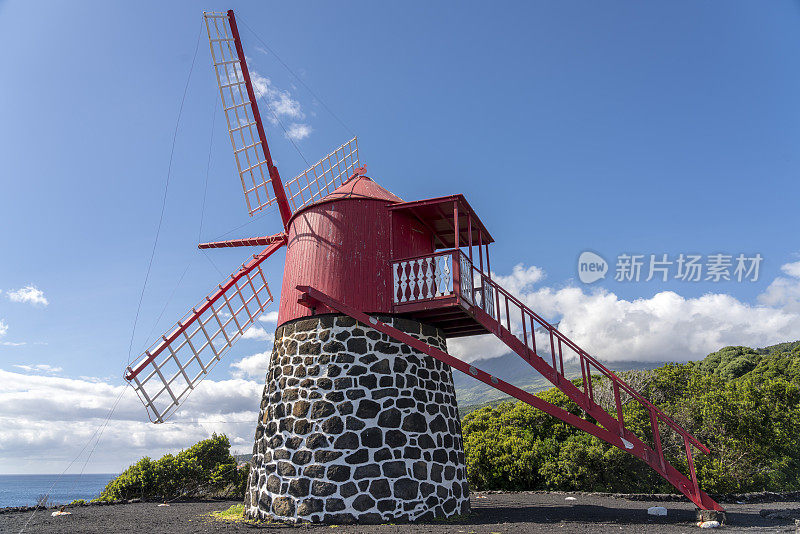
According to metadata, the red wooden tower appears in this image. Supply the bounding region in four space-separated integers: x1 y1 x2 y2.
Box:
123 9 724 521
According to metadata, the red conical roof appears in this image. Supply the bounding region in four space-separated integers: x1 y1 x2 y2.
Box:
323 175 403 203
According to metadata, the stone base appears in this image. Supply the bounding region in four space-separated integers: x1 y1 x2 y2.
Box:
245 314 470 523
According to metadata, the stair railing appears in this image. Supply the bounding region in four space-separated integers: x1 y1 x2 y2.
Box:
462 258 706 499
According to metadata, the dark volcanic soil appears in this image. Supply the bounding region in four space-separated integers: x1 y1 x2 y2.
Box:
2 492 798 533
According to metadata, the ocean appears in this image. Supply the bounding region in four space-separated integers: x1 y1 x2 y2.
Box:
0 474 117 508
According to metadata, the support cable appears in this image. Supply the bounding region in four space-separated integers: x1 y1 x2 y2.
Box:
127 22 203 365
239 16 356 138
19 21 206 534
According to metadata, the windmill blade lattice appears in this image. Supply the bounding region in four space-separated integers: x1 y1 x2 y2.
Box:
125 242 282 423
204 11 276 216
284 136 360 212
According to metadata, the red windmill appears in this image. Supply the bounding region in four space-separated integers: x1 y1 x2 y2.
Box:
124 9 724 517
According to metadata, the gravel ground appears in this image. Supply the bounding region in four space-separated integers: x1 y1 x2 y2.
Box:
1 492 798 533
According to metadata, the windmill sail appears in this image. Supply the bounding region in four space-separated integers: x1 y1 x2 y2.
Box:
203 11 278 217
125 241 284 423
283 136 360 212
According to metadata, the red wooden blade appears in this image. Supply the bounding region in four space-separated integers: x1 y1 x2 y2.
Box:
125 239 285 423
198 232 286 250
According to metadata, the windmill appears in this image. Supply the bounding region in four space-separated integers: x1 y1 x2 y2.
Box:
124 10 725 523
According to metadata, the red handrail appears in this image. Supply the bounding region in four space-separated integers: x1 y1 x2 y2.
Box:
467 261 710 453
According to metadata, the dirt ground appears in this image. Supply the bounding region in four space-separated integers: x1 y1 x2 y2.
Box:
2 492 798 534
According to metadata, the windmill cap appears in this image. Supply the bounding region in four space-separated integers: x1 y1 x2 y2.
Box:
323 174 404 203
287 175 404 225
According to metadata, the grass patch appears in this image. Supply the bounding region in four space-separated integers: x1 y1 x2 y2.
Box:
209 504 248 523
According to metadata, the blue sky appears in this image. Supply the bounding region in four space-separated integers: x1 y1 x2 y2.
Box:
1 1 800 474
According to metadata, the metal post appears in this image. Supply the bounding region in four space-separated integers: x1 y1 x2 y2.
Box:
650 408 666 472
685 436 701 499
227 10 292 228
613 381 625 435
467 213 473 262
453 201 459 250
478 228 483 274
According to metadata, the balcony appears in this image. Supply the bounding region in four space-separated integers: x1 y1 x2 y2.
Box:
391 250 495 337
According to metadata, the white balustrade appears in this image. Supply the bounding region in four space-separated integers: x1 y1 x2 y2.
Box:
459 253 473 305
393 251 499 313
393 253 454 303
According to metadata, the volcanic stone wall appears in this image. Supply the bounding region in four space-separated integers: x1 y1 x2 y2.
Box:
245 314 470 523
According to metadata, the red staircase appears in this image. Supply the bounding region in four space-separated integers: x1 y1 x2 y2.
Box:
299 260 724 511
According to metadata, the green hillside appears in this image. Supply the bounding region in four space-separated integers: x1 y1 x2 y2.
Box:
454 355 666 417
462 341 800 494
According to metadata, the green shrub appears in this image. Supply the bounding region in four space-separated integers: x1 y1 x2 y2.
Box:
462 342 800 494
97 434 244 502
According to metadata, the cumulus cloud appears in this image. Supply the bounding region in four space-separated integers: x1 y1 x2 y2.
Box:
259 311 279 324
0 368 261 474
450 261 800 364
0 320 7 337
230 351 271 380
492 264 545 295
248 70 312 141
7 285 48 306
242 326 274 342
758 260 800 313
285 123 312 141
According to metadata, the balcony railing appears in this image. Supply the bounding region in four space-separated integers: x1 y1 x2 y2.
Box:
392 251 455 304
391 250 495 318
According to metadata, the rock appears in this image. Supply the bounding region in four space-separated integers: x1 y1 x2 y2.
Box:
288 478 310 497
272 496 295 517
321 416 344 434
352 494 375 512
311 481 337 497
297 498 323 515
334 431 360 450
393 478 419 499
647 506 667 516
402 413 427 433
309 401 335 419
382 460 407 478
356 399 381 419
377 408 401 428
361 427 383 448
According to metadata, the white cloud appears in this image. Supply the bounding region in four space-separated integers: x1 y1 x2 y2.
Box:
247 70 312 141
450 261 800 364
242 326 274 342
285 123 312 141
781 261 800 278
0 368 262 474
14 364 62 373
230 351 271 380
259 311 279 324
758 260 800 313
493 264 545 295
7 285 48 306
0 320 24 346
249 71 303 119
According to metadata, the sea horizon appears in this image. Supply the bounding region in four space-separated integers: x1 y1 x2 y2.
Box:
0 474 118 508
